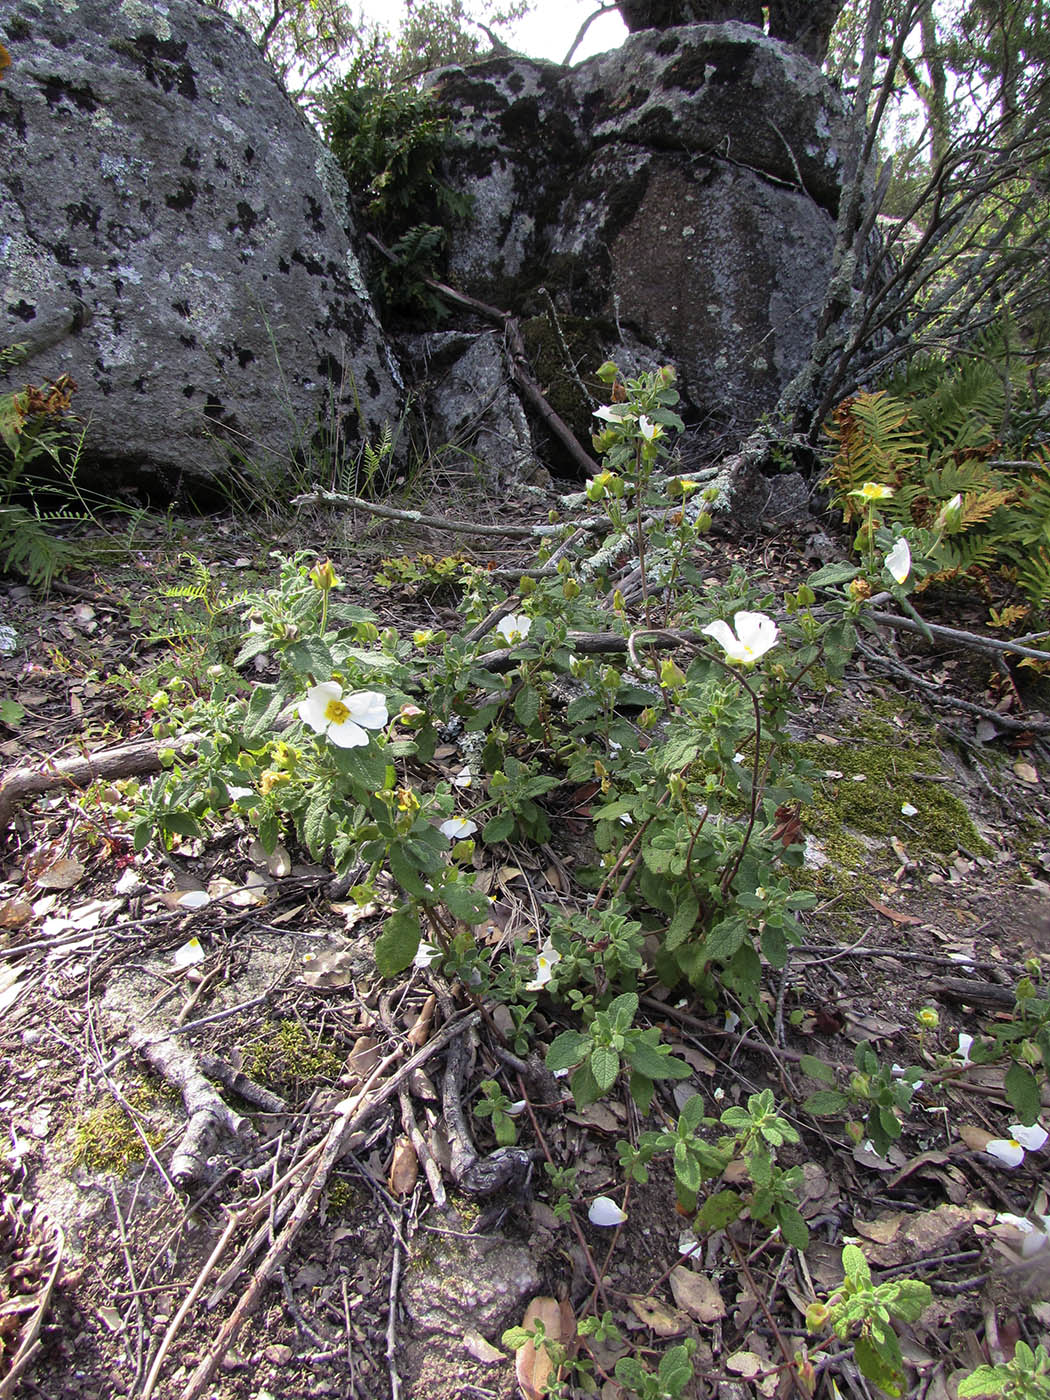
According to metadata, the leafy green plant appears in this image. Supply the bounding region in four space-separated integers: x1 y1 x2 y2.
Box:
544 991 692 1113
800 1041 924 1157
320 64 471 316
824 339 1050 610
0 375 88 586
806 1245 931 1397
959 1344 1050 1400
619 1088 809 1247
474 1079 521 1146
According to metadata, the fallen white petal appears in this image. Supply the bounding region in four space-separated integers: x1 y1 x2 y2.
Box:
588 1196 628 1226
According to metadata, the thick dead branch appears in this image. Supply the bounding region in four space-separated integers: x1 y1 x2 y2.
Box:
134 1033 251 1188
367 232 600 478
0 734 196 832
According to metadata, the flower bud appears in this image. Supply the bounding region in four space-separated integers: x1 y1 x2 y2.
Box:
916 1006 939 1030
309 558 340 592
659 657 687 690
849 578 872 602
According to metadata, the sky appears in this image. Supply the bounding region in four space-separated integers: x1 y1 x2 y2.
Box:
362 0 630 66
504 0 628 64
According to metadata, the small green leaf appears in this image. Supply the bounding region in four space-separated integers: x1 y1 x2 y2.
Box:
803 1090 849 1116
696 1189 743 1231
482 811 514 843
775 1202 810 1250
591 1045 620 1091
374 909 421 977
666 892 700 950
800 1054 836 1084
854 1333 904 1397
807 561 861 588
658 1344 695 1393
546 1030 590 1072
513 683 541 731
1004 1060 1041 1125
958 1367 1011 1398
842 1243 871 1289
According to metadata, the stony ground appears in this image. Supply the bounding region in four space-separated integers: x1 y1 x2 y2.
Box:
1 493 1049 1400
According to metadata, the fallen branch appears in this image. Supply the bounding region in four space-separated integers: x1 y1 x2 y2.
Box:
0 734 196 832
176 1010 480 1400
868 609 1050 664
134 1032 251 1188
367 232 600 478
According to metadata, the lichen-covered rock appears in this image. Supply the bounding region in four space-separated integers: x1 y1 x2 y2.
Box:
404 330 546 487
0 0 403 495
429 23 852 434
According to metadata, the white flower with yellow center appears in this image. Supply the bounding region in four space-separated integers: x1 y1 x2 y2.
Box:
496 613 532 645
525 938 561 991
851 482 894 502
440 817 477 840
298 683 388 748
638 415 662 441
985 1121 1048 1168
702 611 778 666
886 537 911 585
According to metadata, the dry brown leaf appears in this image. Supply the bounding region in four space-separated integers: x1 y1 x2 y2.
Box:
345 1036 381 1081
864 896 922 926
854 1212 905 1244
958 1123 995 1154
388 1136 418 1196
514 1297 565 1400
669 1266 726 1323
566 1102 622 1133
34 856 85 890
463 1328 504 1364
859 1202 994 1267
1014 761 1039 784
626 1294 686 1337
300 950 357 990
0 898 32 929
407 993 436 1047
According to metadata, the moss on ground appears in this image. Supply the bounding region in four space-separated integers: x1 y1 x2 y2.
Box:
245 1018 344 1092
70 1089 167 1173
793 702 989 907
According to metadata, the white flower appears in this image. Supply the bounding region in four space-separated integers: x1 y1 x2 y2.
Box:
505 1100 527 1117
901 802 918 817
495 613 532 644
593 404 632 423
414 942 442 968
955 1032 975 1066
997 1212 1050 1257
588 1196 628 1227
638 415 662 441
702 611 778 666
724 1011 741 1034
886 537 911 585
298 682 388 748
440 817 478 840
525 939 561 991
985 1122 1048 1168
453 766 473 788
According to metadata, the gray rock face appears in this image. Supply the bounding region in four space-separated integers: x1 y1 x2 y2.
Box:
430 24 851 434
0 0 403 495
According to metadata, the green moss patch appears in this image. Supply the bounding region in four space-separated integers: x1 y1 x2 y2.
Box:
794 705 989 906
